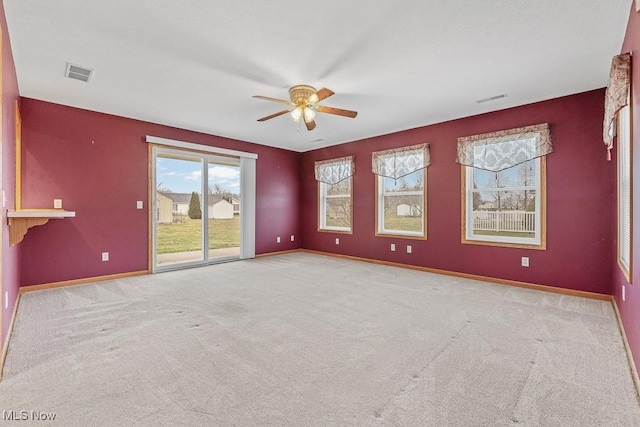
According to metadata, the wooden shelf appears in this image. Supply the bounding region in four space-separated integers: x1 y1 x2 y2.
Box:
7 209 75 246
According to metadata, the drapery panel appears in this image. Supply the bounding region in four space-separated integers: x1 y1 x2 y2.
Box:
314 155 355 185
456 123 553 172
603 53 632 157
371 143 430 179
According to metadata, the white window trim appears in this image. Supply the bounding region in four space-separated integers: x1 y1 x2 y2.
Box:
318 179 352 233
618 104 632 282
376 171 426 238
463 157 545 248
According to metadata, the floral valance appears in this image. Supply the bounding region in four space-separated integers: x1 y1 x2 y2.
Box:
371 143 430 179
314 155 355 185
456 123 553 172
603 53 632 157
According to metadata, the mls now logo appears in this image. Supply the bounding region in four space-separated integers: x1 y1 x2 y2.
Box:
2 410 56 421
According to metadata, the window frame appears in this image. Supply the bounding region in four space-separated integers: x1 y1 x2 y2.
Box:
617 103 633 282
318 177 353 234
375 168 427 239
461 156 547 250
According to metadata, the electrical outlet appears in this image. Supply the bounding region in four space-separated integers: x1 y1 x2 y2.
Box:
137 201 143 209
623 285 626 302
102 252 109 262
521 257 529 267
54 199 62 209
291 235 295 242
407 245 412 254
336 238 340 245
391 243 396 252
276 236 281 243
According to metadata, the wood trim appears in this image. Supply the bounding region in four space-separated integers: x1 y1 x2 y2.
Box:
0 292 20 381
255 249 301 258
299 248 612 301
374 170 427 240
612 298 640 398
146 135 257 160
148 143 153 272
460 157 547 250
20 270 149 293
15 100 21 210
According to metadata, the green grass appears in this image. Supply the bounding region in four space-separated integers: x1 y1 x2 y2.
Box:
474 230 535 238
384 210 423 233
157 216 240 254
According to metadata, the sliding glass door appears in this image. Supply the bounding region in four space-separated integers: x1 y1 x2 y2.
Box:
152 146 242 271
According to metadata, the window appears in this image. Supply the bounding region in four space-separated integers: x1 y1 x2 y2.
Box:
372 143 429 238
463 158 545 248
618 104 632 281
319 178 352 232
457 123 552 249
376 170 425 237
315 156 354 233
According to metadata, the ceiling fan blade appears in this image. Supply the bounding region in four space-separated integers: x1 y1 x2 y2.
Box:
313 87 335 103
305 119 317 131
316 105 358 118
253 95 294 105
257 109 291 121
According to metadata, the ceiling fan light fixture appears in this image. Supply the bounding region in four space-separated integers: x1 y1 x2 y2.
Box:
303 107 315 122
308 93 319 104
291 107 302 121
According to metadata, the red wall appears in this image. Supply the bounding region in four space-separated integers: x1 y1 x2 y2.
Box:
613 3 640 377
19 99 300 286
1 0 20 353
300 89 613 294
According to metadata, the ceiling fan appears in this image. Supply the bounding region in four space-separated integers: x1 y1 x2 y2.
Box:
253 85 358 131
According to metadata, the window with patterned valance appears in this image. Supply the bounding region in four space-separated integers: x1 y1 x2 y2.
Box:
315 156 355 232
456 123 553 172
314 155 355 185
456 124 552 249
371 144 429 238
371 143 430 179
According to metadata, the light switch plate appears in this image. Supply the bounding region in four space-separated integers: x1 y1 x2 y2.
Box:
54 199 62 209
137 201 143 209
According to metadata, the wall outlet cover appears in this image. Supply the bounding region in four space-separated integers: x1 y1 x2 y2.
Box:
54 199 62 209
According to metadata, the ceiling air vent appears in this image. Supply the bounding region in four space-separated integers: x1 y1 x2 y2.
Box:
476 94 507 104
65 63 93 83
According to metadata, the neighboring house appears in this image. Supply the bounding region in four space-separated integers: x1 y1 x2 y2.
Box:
209 197 234 219
479 202 496 210
231 197 240 215
396 204 420 217
156 192 173 224
397 204 411 216
157 192 236 221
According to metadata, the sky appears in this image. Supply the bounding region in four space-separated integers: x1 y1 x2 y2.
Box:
156 157 240 194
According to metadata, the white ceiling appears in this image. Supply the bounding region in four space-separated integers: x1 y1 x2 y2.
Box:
4 1 631 152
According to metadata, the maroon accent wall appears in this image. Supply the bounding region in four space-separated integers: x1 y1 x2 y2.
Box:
613 3 640 378
19 98 300 286
300 89 613 295
1 0 20 350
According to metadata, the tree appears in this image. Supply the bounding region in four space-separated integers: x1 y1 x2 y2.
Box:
188 192 202 219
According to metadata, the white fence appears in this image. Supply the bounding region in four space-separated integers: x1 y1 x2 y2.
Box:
472 210 535 233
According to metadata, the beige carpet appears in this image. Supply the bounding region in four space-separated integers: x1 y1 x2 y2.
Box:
1 252 639 426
